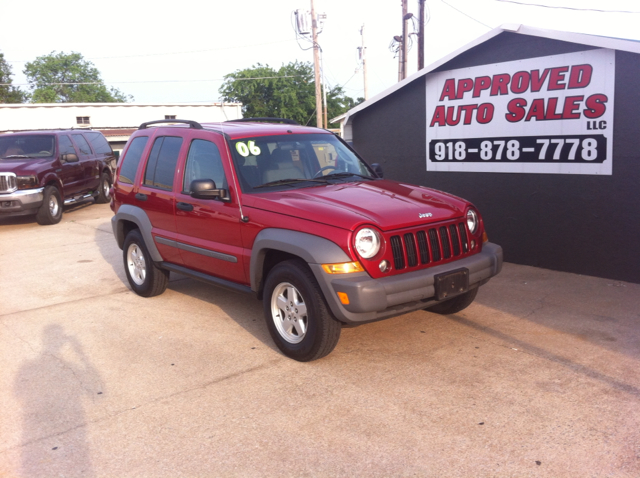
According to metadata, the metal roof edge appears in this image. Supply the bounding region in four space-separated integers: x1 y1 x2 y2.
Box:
0 102 243 108
338 23 640 127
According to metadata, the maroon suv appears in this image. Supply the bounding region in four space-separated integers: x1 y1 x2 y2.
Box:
111 119 503 361
0 129 115 225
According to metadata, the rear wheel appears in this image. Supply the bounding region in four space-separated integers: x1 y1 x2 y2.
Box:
425 287 478 315
123 229 169 297
263 260 341 361
95 172 111 204
35 185 63 225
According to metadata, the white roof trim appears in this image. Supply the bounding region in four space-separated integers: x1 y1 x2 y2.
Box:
335 24 640 127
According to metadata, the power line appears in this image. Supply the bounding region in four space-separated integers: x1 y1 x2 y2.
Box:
1 75 306 87
495 0 640 13
6 39 297 63
441 0 493 29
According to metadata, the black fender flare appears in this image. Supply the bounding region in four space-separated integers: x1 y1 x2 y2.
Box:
250 228 351 293
111 204 162 262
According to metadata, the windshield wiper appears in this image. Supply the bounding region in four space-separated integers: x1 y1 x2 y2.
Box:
253 178 328 189
322 172 376 181
2 154 29 159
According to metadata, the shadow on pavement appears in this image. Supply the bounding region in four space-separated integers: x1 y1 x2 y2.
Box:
13 324 105 478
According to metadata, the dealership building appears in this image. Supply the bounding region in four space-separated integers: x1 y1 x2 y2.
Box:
334 24 640 283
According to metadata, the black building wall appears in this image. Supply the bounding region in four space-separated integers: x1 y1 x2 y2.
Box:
351 33 640 283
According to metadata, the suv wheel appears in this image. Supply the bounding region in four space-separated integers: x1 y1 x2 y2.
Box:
425 287 478 315
95 172 111 204
123 229 169 297
263 260 341 362
35 185 63 225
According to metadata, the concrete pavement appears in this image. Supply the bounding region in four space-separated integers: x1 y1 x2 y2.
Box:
1 202 639 477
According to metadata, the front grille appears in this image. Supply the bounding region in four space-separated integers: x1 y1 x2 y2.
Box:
389 220 471 271
0 173 17 193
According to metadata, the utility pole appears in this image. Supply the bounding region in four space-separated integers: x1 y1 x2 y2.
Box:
418 0 425 70
401 0 409 81
360 24 369 100
310 0 323 128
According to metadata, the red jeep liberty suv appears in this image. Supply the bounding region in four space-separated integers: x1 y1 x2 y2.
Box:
111 119 503 361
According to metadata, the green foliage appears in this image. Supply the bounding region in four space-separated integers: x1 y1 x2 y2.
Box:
23 51 132 103
219 61 362 126
0 52 27 103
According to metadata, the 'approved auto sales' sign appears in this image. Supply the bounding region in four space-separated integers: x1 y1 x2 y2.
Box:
426 49 615 175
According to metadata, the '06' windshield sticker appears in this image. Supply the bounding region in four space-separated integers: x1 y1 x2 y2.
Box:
235 141 261 157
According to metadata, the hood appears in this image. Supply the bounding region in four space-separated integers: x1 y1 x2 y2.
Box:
243 179 469 231
0 157 53 175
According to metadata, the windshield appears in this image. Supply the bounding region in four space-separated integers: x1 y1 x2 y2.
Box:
229 133 375 192
0 135 55 159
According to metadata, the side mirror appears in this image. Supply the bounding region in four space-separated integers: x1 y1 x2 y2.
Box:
61 153 79 163
371 163 384 178
190 179 229 201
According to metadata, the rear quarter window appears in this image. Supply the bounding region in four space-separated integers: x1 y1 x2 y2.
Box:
118 136 149 185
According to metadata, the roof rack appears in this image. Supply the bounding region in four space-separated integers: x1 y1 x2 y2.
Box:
225 117 300 125
138 119 203 130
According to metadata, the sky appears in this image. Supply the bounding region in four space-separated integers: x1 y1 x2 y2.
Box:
1 0 639 111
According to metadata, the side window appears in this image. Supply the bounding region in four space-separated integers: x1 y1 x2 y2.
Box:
118 136 149 185
58 135 77 156
71 134 92 155
144 136 183 190
84 132 113 155
183 139 227 192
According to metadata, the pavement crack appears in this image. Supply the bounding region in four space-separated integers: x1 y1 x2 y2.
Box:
0 288 130 319
0 360 280 455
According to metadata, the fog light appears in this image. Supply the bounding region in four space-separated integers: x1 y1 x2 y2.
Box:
379 260 390 273
471 240 476 249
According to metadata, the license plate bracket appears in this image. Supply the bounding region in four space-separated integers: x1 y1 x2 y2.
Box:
434 268 469 301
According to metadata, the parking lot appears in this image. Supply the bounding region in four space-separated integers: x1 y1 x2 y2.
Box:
1 202 639 477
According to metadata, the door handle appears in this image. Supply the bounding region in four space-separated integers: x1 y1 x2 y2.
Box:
177 202 194 212
135 193 147 201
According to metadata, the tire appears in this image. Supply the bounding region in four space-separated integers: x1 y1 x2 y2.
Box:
95 172 111 204
35 185 63 225
123 229 169 297
425 287 478 315
263 260 341 362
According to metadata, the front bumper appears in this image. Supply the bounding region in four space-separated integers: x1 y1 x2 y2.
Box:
0 188 44 216
311 242 503 324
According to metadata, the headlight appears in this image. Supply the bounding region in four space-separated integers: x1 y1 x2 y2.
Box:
354 228 381 259
466 209 478 234
16 175 39 190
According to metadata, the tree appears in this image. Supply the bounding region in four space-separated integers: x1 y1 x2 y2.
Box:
23 51 132 103
219 61 362 126
0 52 27 103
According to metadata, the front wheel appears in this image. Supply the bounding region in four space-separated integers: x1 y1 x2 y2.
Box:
35 185 63 225
425 287 478 315
263 260 341 362
123 229 169 297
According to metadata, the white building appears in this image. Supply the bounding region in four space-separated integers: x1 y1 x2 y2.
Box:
0 102 243 155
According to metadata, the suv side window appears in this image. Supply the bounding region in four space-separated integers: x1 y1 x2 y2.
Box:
71 134 92 155
84 132 113 155
119 136 149 185
58 135 77 156
183 139 227 192
144 136 183 190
